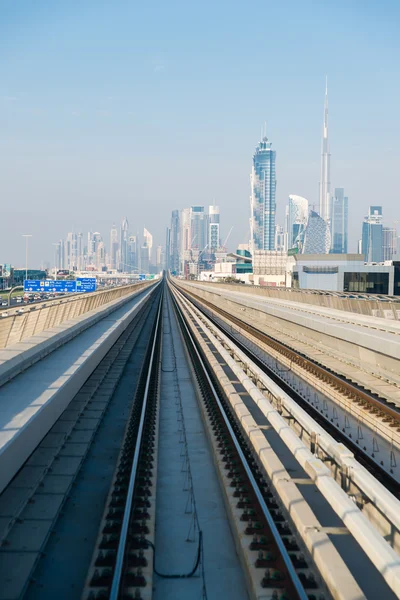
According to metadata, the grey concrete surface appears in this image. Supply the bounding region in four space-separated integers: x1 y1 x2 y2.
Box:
153 294 249 600
0 285 157 494
21 293 160 600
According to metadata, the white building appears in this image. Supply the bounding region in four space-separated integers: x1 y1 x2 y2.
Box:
292 254 395 294
208 205 220 253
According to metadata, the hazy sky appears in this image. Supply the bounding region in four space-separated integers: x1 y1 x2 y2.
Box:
1 0 399 267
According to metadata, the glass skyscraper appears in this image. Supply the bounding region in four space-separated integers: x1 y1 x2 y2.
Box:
190 206 206 251
286 195 308 250
169 210 180 274
361 206 383 262
382 227 396 261
250 135 276 253
330 188 348 254
303 211 331 254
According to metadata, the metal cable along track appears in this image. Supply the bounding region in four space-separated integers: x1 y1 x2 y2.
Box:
170 286 315 600
83 287 163 600
176 283 400 496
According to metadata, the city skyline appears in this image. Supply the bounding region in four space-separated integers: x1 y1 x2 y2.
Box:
1 2 399 265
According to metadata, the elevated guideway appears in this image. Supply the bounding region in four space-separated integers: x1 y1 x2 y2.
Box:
178 280 400 399
1 278 400 600
0 280 159 495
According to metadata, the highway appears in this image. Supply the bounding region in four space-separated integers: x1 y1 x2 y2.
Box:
0 277 399 599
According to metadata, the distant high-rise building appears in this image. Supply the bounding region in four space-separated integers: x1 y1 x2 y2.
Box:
170 210 180 273
275 225 286 252
87 232 99 266
250 134 276 253
64 232 79 270
208 205 220 253
165 227 171 271
110 223 119 269
128 235 138 272
140 243 149 274
383 227 396 261
96 241 105 269
303 211 331 254
77 233 83 270
319 79 331 223
180 208 191 275
361 206 383 262
119 217 129 271
143 228 153 264
190 206 206 250
56 239 65 270
156 245 162 270
286 195 308 250
330 188 348 254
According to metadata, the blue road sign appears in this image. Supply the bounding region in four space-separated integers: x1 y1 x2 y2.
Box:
24 280 77 293
24 280 44 293
139 274 146 280
76 277 97 293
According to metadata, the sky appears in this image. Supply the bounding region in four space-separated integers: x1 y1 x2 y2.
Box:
0 0 399 267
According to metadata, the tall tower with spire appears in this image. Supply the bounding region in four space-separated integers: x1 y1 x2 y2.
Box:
319 78 331 223
249 130 277 253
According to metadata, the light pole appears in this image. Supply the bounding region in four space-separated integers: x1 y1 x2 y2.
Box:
22 235 32 282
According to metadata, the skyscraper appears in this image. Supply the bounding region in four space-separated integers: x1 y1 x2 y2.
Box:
319 79 331 222
274 225 286 252
77 233 83 270
120 217 129 271
382 227 396 261
303 211 331 254
330 188 348 254
286 195 308 250
180 208 191 275
128 235 138 272
361 206 383 262
165 227 171 271
190 206 206 250
143 228 153 264
170 210 180 274
140 242 149 274
156 245 162 270
208 205 220 253
110 223 119 270
250 134 276 253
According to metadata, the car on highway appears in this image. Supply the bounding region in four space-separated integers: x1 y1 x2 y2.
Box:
1 301 8 307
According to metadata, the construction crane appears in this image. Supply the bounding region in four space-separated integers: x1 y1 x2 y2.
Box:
222 226 234 251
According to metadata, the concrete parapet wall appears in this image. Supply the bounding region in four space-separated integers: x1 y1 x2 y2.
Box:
181 279 400 320
176 279 400 390
0 283 159 494
0 281 157 388
0 281 155 349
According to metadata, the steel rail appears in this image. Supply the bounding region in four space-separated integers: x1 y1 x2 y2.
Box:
171 283 400 598
177 284 400 424
170 284 309 600
109 286 163 600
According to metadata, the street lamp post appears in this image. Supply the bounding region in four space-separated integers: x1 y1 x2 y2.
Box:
22 235 32 282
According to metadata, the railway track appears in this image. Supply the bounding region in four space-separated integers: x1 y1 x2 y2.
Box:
3 278 400 599
170 279 400 599
83 283 320 600
0 284 161 600
175 282 400 485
